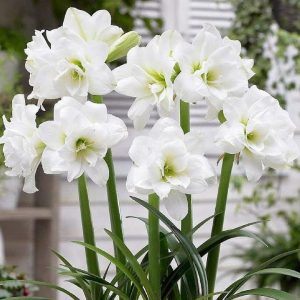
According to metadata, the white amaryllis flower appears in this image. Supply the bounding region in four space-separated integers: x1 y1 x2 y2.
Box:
127 118 215 220
61 7 123 47
38 97 127 186
114 30 184 129
173 24 254 119
0 95 45 193
215 86 299 181
25 29 115 103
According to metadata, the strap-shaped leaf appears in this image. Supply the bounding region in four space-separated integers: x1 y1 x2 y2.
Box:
104 229 156 300
74 241 148 300
218 249 300 300
162 226 266 298
227 288 298 300
131 196 208 297
52 250 92 300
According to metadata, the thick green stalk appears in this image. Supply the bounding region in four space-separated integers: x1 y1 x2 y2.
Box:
78 174 101 299
180 100 192 237
180 100 193 300
148 193 161 299
206 153 235 299
91 94 126 268
104 149 126 267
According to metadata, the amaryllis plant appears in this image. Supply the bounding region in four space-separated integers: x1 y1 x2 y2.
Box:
1 7 300 300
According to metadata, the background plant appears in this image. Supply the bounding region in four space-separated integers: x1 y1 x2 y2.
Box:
0 265 38 298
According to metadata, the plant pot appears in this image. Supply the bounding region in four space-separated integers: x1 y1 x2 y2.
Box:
271 0 300 33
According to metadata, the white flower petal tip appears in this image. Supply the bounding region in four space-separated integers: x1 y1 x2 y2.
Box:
127 118 214 220
164 191 188 221
215 86 299 181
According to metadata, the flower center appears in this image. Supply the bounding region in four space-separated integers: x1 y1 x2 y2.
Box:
147 69 167 89
162 157 177 181
75 137 93 156
201 70 218 85
247 131 258 142
192 61 201 73
69 59 85 81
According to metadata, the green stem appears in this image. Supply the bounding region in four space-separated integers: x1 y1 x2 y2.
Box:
91 94 126 270
180 100 193 300
206 153 235 299
78 174 101 299
148 193 161 299
180 100 192 237
104 149 126 267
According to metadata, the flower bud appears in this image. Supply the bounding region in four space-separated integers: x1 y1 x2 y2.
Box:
106 31 141 63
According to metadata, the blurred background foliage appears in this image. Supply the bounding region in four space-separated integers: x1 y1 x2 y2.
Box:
228 1 300 295
230 170 300 296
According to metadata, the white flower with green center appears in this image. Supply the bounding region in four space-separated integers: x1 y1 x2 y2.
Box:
0 95 45 193
126 118 215 220
26 25 115 103
173 24 254 119
39 97 128 186
113 35 177 129
215 86 299 181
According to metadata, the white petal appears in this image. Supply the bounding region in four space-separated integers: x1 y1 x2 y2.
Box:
215 122 245 154
38 121 65 149
85 158 109 186
242 150 264 182
163 190 188 221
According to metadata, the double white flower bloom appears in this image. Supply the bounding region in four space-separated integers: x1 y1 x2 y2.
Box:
0 95 44 193
39 97 127 185
114 31 183 129
127 118 215 220
215 86 299 181
114 24 254 128
25 7 123 103
173 24 254 119
1 7 299 222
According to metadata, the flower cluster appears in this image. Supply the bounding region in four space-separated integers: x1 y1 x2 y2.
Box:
0 7 298 221
25 7 124 103
114 24 254 128
127 118 215 220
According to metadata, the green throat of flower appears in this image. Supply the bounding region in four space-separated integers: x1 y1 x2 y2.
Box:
201 70 218 86
70 59 85 81
147 69 167 88
75 137 94 157
162 159 177 181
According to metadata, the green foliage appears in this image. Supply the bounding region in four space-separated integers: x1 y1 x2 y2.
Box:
229 0 273 90
228 0 300 108
230 170 300 295
0 265 38 298
37 198 299 300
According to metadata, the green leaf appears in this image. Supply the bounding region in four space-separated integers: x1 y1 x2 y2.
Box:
131 196 208 297
52 250 92 300
74 241 148 300
250 267 300 280
227 288 298 300
104 229 156 300
162 222 266 298
218 249 300 300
